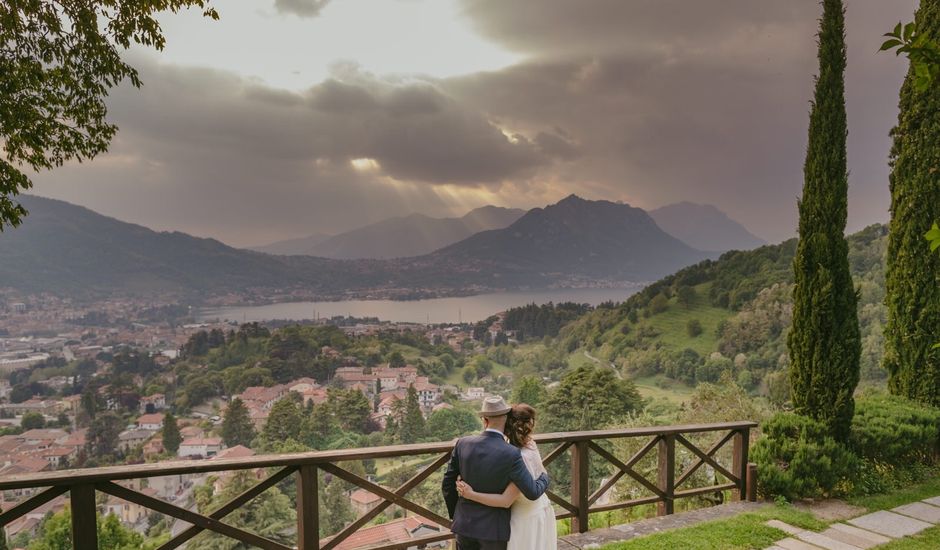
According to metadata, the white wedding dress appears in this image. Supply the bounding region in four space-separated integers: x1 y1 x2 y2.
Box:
508 441 557 550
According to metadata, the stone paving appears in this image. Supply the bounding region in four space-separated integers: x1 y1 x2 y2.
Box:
765 496 940 549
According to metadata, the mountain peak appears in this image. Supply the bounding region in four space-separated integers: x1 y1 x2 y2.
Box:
435 193 709 282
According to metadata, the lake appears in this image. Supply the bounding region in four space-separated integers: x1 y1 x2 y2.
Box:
197 287 643 325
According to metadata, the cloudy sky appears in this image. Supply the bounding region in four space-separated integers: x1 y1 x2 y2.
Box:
31 0 914 247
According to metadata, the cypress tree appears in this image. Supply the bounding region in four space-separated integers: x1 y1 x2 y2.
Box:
221 397 256 448
162 412 182 455
884 1 940 406
788 0 860 441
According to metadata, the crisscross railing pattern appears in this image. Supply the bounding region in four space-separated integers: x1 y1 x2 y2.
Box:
0 421 756 549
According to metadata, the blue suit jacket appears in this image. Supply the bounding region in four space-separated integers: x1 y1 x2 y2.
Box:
441 430 550 541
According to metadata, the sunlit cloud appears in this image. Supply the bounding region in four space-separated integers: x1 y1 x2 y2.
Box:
349 158 381 172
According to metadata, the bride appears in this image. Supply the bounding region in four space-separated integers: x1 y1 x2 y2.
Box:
456 404 557 550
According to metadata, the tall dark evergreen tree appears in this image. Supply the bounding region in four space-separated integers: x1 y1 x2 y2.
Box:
884 0 940 406
788 0 860 441
162 412 182 455
397 385 426 444
221 397 256 448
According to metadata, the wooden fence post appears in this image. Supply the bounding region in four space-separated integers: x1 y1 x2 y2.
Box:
71 484 98 549
570 440 590 533
732 429 749 501
657 435 675 516
297 465 319 550
747 462 758 502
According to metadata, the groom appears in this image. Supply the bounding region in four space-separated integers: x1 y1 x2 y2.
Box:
441 396 550 550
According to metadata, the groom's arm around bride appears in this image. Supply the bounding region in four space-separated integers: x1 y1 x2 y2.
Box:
441 397 550 549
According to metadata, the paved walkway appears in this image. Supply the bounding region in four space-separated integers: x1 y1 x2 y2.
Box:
765 496 940 549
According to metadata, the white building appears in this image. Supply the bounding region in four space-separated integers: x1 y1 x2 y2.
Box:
178 437 224 458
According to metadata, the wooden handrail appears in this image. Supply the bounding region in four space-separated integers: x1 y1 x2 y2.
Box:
0 422 757 491
0 421 758 549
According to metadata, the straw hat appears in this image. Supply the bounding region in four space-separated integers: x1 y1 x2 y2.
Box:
479 396 512 417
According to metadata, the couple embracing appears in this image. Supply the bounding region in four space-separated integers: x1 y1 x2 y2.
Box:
441 396 557 550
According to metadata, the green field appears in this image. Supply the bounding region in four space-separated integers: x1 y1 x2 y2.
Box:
631 375 694 405
633 282 732 356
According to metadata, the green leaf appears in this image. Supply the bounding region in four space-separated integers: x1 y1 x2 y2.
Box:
925 222 940 251
880 39 903 51
904 21 916 42
894 21 903 38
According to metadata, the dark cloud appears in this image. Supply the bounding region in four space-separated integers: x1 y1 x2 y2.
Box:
447 0 915 241
274 0 331 18
459 0 814 56
30 57 569 245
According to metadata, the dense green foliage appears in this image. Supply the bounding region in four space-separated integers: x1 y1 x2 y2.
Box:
425 407 481 441
511 375 548 406
25 509 151 550
850 392 940 465
542 365 643 432
162 412 181 455
0 1 217 229
881 21 940 91
391 385 426 444
221 397 256 448
502 302 594 340
751 413 858 500
556 225 887 404
884 0 940 407
86 412 124 460
261 398 303 445
788 0 860 441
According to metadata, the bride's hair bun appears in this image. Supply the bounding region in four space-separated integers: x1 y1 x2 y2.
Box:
506 404 536 448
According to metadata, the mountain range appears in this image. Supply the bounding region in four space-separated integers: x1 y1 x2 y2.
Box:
0 194 757 301
254 206 525 258
253 201 762 259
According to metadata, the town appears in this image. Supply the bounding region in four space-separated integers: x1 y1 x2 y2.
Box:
0 291 521 548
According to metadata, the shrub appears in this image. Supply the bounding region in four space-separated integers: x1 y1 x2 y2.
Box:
850 392 940 465
686 319 703 337
649 293 669 314
695 354 732 384
751 413 858 500
677 285 697 308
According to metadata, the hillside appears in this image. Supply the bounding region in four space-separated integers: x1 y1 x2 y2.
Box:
0 196 414 300
649 202 766 252
255 206 525 258
555 224 888 401
432 195 712 283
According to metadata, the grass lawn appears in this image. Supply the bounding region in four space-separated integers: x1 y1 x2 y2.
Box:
632 374 694 405
599 504 824 550
598 476 940 550
847 476 940 512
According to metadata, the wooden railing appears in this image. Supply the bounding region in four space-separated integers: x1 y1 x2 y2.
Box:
0 421 756 550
